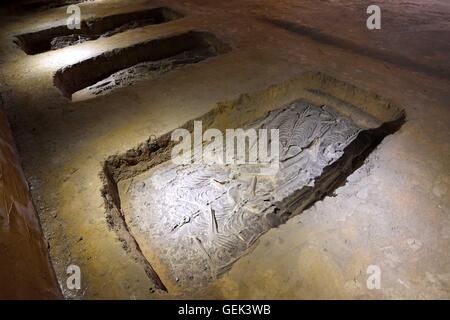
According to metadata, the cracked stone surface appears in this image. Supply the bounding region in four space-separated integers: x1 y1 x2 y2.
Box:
81 47 216 98
122 101 362 292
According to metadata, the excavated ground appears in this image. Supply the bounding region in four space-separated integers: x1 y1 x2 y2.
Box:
0 0 448 299
53 31 230 100
103 72 405 294
9 0 91 14
14 7 183 55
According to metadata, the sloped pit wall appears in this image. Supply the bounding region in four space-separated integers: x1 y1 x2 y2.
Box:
53 31 230 99
100 71 405 293
0 105 61 299
14 7 184 55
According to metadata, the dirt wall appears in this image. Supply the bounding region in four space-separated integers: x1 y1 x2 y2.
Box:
0 105 61 299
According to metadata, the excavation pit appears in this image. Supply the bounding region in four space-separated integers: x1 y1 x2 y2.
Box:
14 7 183 55
53 31 230 101
101 72 405 295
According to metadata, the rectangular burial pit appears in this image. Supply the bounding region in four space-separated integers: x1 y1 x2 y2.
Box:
101 72 405 295
14 7 183 55
53 31 230 101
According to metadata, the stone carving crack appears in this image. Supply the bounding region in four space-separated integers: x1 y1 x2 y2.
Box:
123 101 368 292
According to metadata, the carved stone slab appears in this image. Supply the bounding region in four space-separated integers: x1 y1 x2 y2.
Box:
124 101 361 292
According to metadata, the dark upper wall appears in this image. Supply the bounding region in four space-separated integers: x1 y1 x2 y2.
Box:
0 106 62 300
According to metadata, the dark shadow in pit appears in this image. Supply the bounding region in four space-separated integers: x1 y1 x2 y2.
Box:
262 17 450 81
277 116 405 218
99 72 405 294
53 31 230 100
14 7 183 55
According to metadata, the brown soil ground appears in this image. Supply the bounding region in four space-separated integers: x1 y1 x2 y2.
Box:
0 0 448 299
